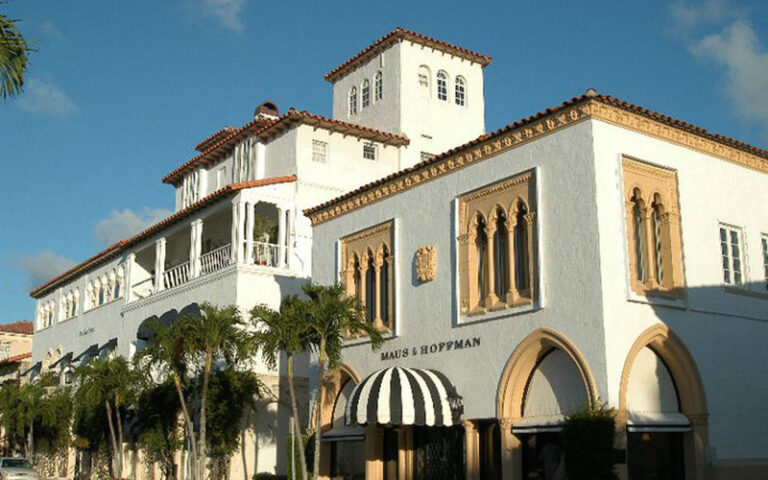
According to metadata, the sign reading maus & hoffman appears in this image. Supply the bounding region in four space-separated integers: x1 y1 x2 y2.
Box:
380 336 481 361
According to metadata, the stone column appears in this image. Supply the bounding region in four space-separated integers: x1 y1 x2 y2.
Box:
237 200 246 264
277 205 287 268
500 418 522 480
286 208 294 270
373 260 382 329
485 221 499 308
190 219 203 278
124 253 135 303
465 421 481 480
230 201 239 263
642 208 658 289
524 212 536 300
154 237 166 292
505 216 518 305
397 427 413 480
245 202 255 265
365 426 384 480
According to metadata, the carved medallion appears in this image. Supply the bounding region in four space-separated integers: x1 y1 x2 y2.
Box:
415 245 437 283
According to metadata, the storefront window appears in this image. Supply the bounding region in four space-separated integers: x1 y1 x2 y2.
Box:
414 426 466 480
519 432 565 480
628 432 684 480
330 441 365 480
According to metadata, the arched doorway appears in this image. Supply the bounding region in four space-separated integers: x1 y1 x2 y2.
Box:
317 363 362 480
497 328 597 480
619 325 708 480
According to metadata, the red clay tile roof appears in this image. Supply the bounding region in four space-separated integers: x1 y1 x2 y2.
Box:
325 27 492 83
1 352 32 364
195 126 237 152
163 109 409 186
29 176 297 298
305 90 768 218
0 321 33 335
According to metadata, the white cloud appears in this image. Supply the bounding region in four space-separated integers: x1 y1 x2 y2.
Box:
15 251 75 289
17 78 77 117
198 0 246 31
670 1 768 137
94 207 172 246
693 22 768 125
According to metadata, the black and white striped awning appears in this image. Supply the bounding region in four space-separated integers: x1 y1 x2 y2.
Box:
345 367 462 427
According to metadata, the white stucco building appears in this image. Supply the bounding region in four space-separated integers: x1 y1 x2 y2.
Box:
306 83 768 479
28 28 493 479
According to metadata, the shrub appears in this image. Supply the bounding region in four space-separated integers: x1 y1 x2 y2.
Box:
284 433 312 480
562 402 618 480
254 474 287 480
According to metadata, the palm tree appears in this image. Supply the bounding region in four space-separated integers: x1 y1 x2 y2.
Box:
181 303 249 480
136 318 200 480
75 356 141 478
302 283 384 480
250 295 311 480
0 13 31 99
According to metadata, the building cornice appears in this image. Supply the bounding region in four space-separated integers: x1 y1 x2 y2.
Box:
305 92 768 226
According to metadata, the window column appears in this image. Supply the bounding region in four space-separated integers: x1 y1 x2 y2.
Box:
465 421 481 480
124 253 135 303
277 204 287 268
642 207 658 288
373 256 382 329
504 215 518 305
245 202 255 265
230 201 239 263
190 219 203 278
524 212 536 300
154 237 166 292
485 220 499 308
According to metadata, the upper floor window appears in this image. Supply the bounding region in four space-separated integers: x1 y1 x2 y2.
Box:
374 71 383 101
458 171 536 316
182 170 201 208
418 66 430 88
361 79 370 108
436 71 448 101
720 225 743 286
61 288 79 321
38 301 55 329
762 235 768 290
217 166 227 189
341 221 394 333
86 266 124 310
349 87 358 115
312 140 328 163
622 158 684 297
455 76 466 106
363 142 377 161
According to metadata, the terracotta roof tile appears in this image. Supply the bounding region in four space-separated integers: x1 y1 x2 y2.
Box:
305 90 768 218
162 110 408 186
0 321 33 335
29 176 297 298
195 126 237 152
1 352 32 364
325 27 492 83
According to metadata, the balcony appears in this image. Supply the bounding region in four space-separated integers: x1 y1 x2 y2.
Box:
126 198 294 303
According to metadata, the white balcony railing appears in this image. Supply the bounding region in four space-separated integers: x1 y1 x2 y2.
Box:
253 241 280 267
163 262 190 290
200 244 231 275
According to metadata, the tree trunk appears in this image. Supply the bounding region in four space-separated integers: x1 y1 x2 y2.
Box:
287 354 308 480
105 401 120 478
198 351 212 480
26 422 34 461
173 375 197 480
116 398 124 478
312 340 326 480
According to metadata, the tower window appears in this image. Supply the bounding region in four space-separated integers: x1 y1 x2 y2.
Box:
312 140 328 163
362 79 370 108
455 76 466 106
375 71 383 101
363 142 377 161
720 225 744 286
437 71 448 101
349 87 357 115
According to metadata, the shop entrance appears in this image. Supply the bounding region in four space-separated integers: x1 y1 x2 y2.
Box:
519 432 564 480
627 432 684 480
413 426 465 480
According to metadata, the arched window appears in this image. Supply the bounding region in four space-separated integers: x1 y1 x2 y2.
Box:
365 253 376 323
361 79 370 108
631 190 646 284
493 209 508 299
475 214 488 302
379 245 390 325
437 71 448 101
374 71 383 101
514 203 530 291
349 87 357 115
417 65 430 88
651 195 664 285
455 76 466 106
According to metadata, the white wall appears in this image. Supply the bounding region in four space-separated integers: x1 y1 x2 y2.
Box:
591 119 768 462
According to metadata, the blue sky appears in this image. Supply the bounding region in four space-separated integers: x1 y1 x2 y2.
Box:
1 0 767 322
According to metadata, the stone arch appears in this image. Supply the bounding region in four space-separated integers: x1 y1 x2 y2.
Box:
497 327 597 421
619 324 709 480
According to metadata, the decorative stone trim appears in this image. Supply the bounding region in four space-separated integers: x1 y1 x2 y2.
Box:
306 97 768 226
415 245 437 283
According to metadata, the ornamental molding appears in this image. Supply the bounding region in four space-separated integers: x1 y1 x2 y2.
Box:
307 99 768 226
341 220 394 245
415 245 437 283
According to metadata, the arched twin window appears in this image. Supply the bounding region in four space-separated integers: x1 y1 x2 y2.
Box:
349 87 358 115
493 209 508 299
475 214 488 301
365 252 376 322
436 71 448 101
651 195 664 286
631 190 646 284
